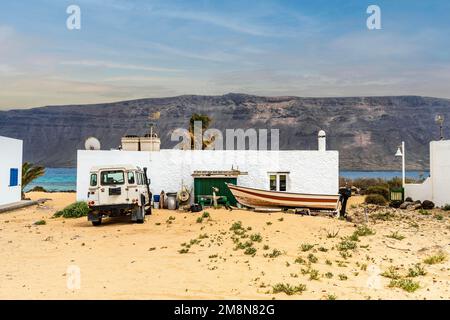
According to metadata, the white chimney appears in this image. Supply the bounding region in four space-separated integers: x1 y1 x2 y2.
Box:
318 130 326 151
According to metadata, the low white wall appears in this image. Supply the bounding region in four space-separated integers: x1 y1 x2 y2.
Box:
0 136 23 206
404 177 432 203
405 140 450 207
77 149 339 201
429 140 450 207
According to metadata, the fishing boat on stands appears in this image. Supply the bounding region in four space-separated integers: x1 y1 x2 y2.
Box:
225 183 341 211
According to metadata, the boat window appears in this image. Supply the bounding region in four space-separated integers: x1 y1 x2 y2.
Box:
90 173 97 187
128 171 135 184
100 170 125 185
269 175 277 191
279 175 287 192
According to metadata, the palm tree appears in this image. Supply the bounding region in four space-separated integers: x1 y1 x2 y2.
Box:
21 162 45 199
188 114 214 149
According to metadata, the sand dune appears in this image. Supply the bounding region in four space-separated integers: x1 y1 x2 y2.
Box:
0 192 448 300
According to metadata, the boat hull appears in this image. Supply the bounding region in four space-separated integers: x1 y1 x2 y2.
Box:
226 183 340 210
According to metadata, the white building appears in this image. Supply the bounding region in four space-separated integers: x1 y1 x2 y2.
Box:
76 132 339 203
405 140 450 207
0 136 23 206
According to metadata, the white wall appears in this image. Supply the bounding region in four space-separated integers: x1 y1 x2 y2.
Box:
77 149 339 201
405 140 450 207
0 136 23 206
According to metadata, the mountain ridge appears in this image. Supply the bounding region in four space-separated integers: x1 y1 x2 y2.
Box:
1 93 449 170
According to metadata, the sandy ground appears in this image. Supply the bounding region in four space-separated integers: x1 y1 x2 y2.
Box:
0 192 449 300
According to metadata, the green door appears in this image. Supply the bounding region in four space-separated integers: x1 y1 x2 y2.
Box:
194 178 237 206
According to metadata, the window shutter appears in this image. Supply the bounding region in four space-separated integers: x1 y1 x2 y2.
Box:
10 168 19 187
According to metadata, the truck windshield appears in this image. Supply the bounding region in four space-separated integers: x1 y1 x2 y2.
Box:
100 170 125 185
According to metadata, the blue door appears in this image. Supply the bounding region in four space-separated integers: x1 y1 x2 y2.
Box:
9 168 19 187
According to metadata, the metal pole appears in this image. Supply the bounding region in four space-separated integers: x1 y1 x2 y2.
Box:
402 141 405 188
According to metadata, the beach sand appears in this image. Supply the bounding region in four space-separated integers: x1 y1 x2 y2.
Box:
0 192 448 300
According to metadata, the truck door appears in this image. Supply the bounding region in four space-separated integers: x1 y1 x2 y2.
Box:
99 170 126 205
87 172 99 203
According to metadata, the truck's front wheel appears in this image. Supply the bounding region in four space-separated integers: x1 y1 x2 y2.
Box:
92 218 102 226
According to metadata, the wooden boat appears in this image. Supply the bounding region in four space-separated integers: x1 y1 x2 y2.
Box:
225 183 340 210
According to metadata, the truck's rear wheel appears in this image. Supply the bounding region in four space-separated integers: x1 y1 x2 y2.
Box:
92 218 102 226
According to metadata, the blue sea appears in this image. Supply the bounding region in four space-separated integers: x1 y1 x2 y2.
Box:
25 168 430 192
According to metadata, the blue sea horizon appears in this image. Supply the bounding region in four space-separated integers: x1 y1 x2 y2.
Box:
25 168 430 192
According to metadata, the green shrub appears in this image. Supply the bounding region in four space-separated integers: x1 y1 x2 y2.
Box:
202 211 210 218
365 194 387 206
53 202 90 218
272 283 306 295
423 251 447 265
443 204 450 211
250 233 263 242
366 186 389 200
34 220 46 225
30 186 47 192
389 279 420 293
353 225 375 237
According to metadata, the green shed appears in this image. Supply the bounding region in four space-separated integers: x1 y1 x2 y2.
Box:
192 170 247 206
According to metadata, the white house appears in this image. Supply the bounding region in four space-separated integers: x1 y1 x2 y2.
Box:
0 136 23 206
76 132 339 203
405 140 450 207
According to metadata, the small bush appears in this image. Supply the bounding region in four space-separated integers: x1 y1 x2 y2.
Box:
365 194 387 206
244 247 257 255
300 243 314 252
423 251 447 265
250 233 263 242
309 269 320 280
30 186 47 192
326 229 339 238
389 279 420 293
338 274 348 281
33 220 46 225
386 231 405 241
307 253 318 263
366 186 389 200
381 266 401 280
196 217 203 223
265 249 282 258
337 238 357 251
294 257 306 264
272 283 306 295
354 225 375 237
202 211 210 218
442 204 450 211
408 264 426 277
53 202 90 218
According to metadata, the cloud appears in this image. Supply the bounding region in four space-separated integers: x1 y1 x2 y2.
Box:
151 9 285 37
59 60 182 73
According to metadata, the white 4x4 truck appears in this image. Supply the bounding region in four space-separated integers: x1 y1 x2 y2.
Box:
86 165 152 226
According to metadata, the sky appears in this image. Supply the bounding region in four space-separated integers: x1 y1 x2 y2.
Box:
1 0 450 109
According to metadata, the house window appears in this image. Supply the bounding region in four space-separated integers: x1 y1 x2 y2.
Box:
9 168 19 187
279 175 287 192
269 175 277 191
268 172 289 192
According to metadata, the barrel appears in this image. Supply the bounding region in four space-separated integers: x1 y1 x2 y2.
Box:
166 192 178 210
153 194 160 202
